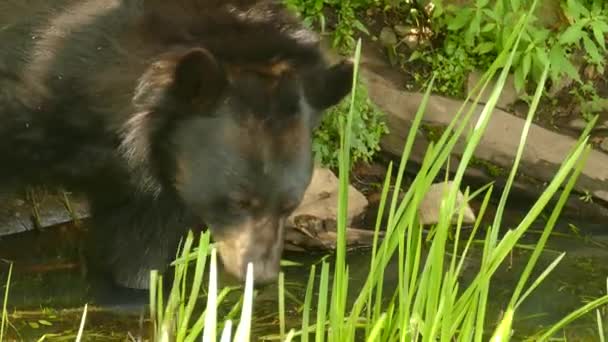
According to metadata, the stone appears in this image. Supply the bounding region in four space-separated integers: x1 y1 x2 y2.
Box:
287 167 369 227
394 24 411 37
568 118 589 131
547 75 575 97
418 181 476 226
568 118 608 132
379 27 398 47
601 138 608 153
283 167 373 251
467 70 520 109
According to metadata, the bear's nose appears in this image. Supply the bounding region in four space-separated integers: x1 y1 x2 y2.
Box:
213 216 285 285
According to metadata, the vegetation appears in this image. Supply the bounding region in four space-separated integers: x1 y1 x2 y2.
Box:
313 81 388 169
145 24 608 340
286 0 608 121
2 1 608 341
422 0 608 94
284 0 390 169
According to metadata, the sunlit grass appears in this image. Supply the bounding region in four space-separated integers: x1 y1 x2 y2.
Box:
0 262 12 342
149 231 255 342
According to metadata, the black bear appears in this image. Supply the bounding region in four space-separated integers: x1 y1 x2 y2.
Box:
0 0 353 290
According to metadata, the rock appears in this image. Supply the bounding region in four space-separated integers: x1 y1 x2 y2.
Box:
568 118 608 132
285 217 379 252
547 75 575 97
288 168 368 227
379 27 397 47
284 167 372 251
419 181 476 225
362 66 608 208
583 64 598 80
403 34 421 50
393 24 410 37
601 138 608 153
568 118 589 131
467 70 520 109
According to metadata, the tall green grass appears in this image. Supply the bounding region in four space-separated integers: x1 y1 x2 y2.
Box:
149 231 258 342
0 262 12 342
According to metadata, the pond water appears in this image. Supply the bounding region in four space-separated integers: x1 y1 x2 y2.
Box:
1 212 608 341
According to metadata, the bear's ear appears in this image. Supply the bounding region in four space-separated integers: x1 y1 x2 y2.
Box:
171 48 227 105
303 60 354 110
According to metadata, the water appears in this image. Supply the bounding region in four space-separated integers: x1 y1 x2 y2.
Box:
1 216 608 340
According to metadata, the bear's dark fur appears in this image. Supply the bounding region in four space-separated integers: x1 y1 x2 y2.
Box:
0 0 353 289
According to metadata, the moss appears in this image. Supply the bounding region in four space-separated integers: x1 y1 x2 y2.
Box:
469 157 508 178
421 123 447 143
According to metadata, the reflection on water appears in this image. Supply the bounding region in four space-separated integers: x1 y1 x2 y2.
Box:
1 219 608 340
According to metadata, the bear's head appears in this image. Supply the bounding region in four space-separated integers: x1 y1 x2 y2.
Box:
126 47 353 284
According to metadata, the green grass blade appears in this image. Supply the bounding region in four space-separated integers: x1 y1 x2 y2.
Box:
538 295 608 340
302 265 316 342
202 248 218 342
75 304 88 342
315 262 330 342
0 262 12 342
279 272 286 340
234 262 254 342
177 232 210 341
219 320 232 342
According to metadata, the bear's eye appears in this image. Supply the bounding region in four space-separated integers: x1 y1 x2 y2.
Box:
227 193 261 211
279 200 299 215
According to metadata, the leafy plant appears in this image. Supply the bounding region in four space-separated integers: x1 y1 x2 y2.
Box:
569 80 608 121
558 0 608 75
283 0 388 169
283 0 371 52
283 0 327 31
425 0 608 95
313 81 388 168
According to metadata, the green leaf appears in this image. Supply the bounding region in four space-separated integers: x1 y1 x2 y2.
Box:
448 8 474 31
512 50 523 66
592 0 602 14
481 23 496 33
582 35 603 64
408 50 423 62
483 8 498 21
494 0 505 18
522 53 532 82
510 0 521 11
535 47 549 67
353 19 370 35
514 64 525 93
591 21 607 50
465 16 480 46
474 42 495 54
477 0 490 8
565 0 587 19
592 19 608 33
38 320 53 326
531 28 551 43
559 23 585 45
550 44 581 83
